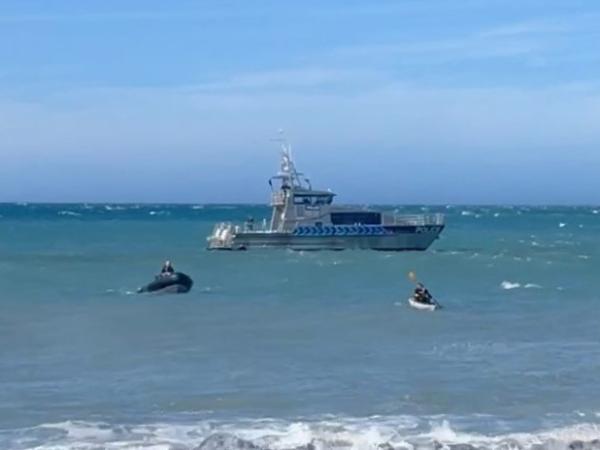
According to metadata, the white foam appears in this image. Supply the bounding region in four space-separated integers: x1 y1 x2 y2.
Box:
524 283 542 289
501 281 521 290
15 418 600 450
58 210 82 217
559 222 566 228
148 210 171 216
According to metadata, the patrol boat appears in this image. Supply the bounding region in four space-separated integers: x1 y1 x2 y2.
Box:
207 142 444 251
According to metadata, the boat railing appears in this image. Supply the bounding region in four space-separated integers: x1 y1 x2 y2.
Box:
382 213 444 226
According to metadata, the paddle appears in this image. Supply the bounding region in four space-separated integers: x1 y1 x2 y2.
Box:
408 271 418 283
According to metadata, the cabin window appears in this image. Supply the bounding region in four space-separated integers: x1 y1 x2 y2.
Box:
293 195 333 206
330 212 381 225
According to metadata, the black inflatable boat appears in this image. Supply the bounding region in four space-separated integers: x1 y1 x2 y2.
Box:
137 272 193 294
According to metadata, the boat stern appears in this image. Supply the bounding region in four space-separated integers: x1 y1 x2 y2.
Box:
207 223 239 250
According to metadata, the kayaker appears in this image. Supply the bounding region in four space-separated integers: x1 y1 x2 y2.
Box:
414 282 433 304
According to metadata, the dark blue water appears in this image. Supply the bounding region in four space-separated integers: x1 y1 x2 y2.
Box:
1 204 599 449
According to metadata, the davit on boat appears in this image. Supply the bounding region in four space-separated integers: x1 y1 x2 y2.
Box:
207 137 445 251
137 261 194 294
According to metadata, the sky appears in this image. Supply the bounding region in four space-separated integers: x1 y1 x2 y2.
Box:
1 0 599 204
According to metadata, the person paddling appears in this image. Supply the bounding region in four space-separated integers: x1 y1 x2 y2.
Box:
414 282 433 304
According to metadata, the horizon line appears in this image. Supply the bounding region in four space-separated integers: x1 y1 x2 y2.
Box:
1 201 599 208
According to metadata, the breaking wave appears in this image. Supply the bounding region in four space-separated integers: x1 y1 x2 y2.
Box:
501 281 521 290
57 210 82 217
4 417 600 450
501 281 542 290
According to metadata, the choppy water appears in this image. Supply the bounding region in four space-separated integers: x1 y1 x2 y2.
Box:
1 203 599 450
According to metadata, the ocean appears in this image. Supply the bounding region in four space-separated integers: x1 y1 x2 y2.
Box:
1 203 599 449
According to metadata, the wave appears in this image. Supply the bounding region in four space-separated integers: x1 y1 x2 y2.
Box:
501 281 521 290
461 211 481 218
149 210 171 216
104 205 127 211
501 281 542 290
5 418 600 450
57 210 82 217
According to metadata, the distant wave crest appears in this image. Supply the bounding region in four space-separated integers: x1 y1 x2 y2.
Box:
501 281 542 290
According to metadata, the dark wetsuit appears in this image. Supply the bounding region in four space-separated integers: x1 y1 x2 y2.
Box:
161 264 175 276
414 286 432 304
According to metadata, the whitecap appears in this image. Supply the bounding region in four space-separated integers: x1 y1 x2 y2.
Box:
461 210 474 216
58 210 81 217
524 283 542 289
104 205 126 211
148 210 171 216
559 222 566 228
501 281 521 290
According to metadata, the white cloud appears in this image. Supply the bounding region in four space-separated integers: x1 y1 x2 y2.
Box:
2 76 600 202
2 73 600 160
330 11 600 68
189 68 389 92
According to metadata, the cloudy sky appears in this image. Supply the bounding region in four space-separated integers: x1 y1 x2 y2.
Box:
1 0 599 204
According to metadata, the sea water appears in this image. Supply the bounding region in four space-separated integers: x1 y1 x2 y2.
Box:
0 204 599 449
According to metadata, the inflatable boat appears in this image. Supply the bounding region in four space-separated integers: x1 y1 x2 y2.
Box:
137 272 193 294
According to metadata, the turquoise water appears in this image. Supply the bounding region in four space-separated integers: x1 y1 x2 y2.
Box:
1 204 600 449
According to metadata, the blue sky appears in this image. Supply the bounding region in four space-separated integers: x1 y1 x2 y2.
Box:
1 0 599 204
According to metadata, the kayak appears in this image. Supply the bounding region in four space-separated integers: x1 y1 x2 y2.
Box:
408 296 440 311
137 272 194 294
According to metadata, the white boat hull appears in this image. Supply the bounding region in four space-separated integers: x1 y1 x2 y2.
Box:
208 226 443 251
408 297 440 311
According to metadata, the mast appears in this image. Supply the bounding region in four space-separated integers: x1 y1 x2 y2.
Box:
269 133 309 231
